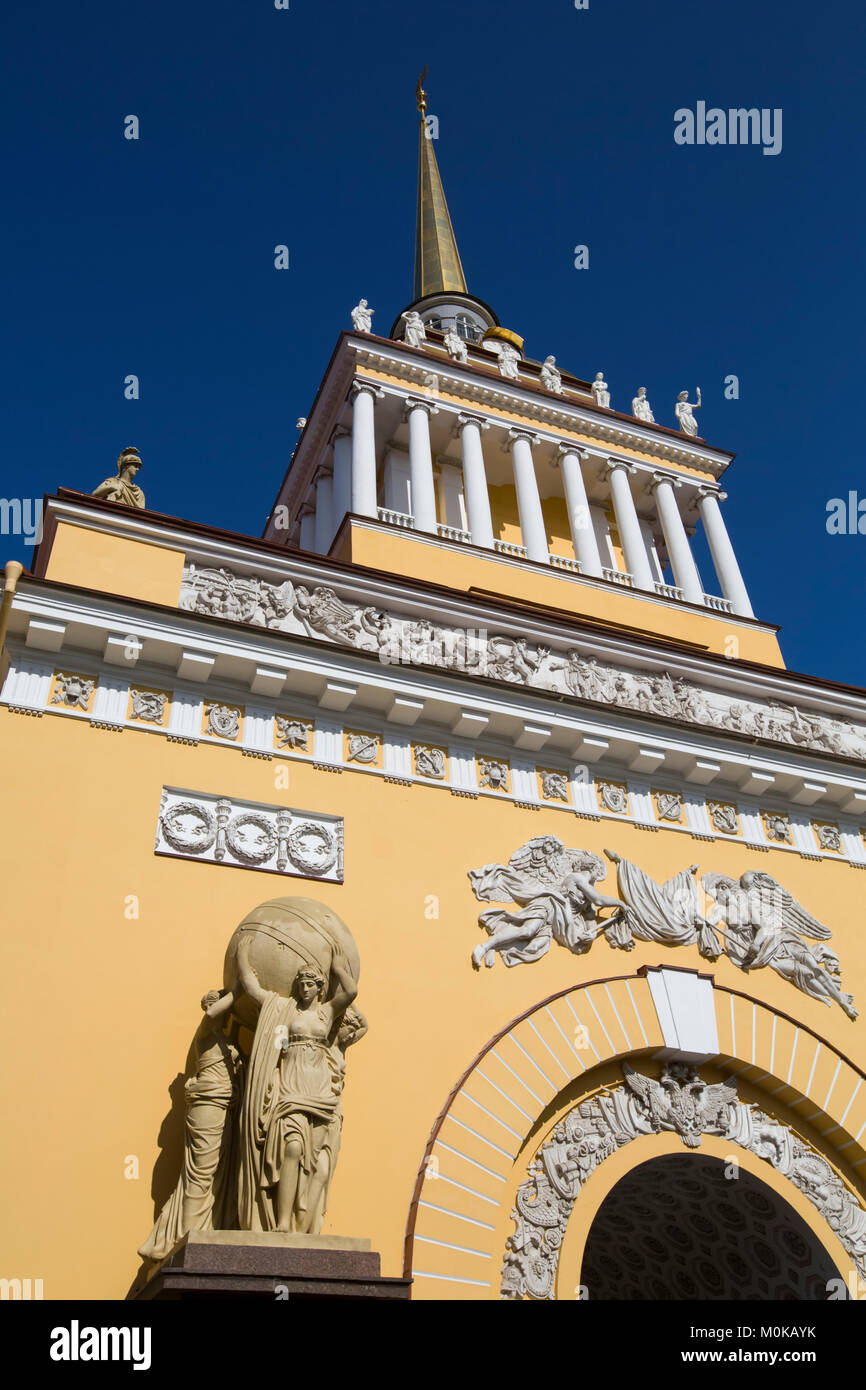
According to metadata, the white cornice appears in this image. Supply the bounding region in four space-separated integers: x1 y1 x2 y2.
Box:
33 502 864 738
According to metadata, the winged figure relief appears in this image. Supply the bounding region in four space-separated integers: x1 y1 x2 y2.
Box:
703 871 857 1019
468 841 857 1019
468 835 626 969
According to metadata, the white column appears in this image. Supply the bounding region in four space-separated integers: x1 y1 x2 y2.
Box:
403 397 439 533
299 505 315 551
456 413 494 548
556 444 602 576
650 472 704 604
603 461 655 589
313 470 334 553
350 382 380 518
507 429 547 563
697 487 755 617
331 427 351 535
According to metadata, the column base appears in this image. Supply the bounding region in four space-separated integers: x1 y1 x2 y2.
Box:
128 1231 412 1301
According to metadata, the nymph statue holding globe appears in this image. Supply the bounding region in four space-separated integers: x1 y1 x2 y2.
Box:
138 897 366 1263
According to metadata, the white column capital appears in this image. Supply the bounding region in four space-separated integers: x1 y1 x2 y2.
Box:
505 426 540 451
349 380 383 404
600 457 636 482
697 485 727 503
330 424 351 445
313 464 334 483
403 395 439 420
553 440 585 463
455 411 490 433
649 470 682 493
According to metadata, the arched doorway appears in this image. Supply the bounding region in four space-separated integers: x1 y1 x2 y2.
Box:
581 1154 841 1300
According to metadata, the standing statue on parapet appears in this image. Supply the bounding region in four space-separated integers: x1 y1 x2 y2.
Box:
92 447 145 508
540 356 563 393
401 310 427 348
632 387 655 423
675 388 701 435
443 328 468 362
494 341 521 380
591 372 611 408
351 299 374 333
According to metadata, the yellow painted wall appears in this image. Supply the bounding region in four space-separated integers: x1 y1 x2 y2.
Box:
344 522 785 666
42 521 185 608
0 703 863 1298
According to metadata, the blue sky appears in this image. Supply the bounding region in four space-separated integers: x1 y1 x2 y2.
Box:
1 0 863 684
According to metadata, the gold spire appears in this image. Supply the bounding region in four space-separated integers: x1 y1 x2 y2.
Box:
413 68 467 300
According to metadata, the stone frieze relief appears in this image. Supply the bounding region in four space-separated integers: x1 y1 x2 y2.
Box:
178 563 866 764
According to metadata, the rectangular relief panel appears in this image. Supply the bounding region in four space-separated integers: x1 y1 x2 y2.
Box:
155 786 344 881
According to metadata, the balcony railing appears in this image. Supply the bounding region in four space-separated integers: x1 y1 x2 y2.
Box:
493 539 528 559
703 592 733 613
369 510 734 615
377 507 415 529
603 566 634 588
549 553 582 573
437 523 472 543
654 580 684 601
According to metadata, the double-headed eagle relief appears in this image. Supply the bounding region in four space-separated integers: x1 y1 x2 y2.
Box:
468 836 857 1019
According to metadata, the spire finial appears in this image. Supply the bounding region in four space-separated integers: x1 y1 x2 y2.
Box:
415 66 428 117
413 69 467 300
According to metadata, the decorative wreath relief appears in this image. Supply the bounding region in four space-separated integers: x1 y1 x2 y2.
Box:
226 812 278 865
161 802 217 854
286 823 336 875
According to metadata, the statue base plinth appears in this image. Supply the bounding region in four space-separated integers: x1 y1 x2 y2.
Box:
130 1231 411 1300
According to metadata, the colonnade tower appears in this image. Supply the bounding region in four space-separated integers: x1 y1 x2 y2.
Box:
265 78 779 669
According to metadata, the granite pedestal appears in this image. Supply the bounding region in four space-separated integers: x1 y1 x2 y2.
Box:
131 1231 411 1300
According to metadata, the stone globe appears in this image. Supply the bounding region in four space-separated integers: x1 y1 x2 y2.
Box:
224 896 359 1032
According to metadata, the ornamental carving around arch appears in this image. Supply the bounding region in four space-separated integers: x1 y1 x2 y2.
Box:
502 1062 866 1299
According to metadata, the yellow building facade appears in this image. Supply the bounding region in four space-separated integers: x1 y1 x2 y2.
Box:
2 91 866 1303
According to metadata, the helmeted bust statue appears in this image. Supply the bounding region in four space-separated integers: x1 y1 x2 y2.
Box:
92 447 145 508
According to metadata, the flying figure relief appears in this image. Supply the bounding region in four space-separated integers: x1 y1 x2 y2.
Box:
703 870 858 1019
468 840 857 1018
468 836 627 969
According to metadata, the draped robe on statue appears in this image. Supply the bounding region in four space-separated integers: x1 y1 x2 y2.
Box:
239 991 342 1231
138 1037 239 1262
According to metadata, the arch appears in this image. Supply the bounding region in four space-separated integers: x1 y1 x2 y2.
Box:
404 968 866 1299
578 1152 840 1301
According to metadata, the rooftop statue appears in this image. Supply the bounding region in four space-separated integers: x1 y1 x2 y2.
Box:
443 328 468 362
540 355 563 393
591 372 610 408
675 387 701 435
494 341 521 380
350 299 374 333
92 447 145 509
632 386 655 423
401 310 427 348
